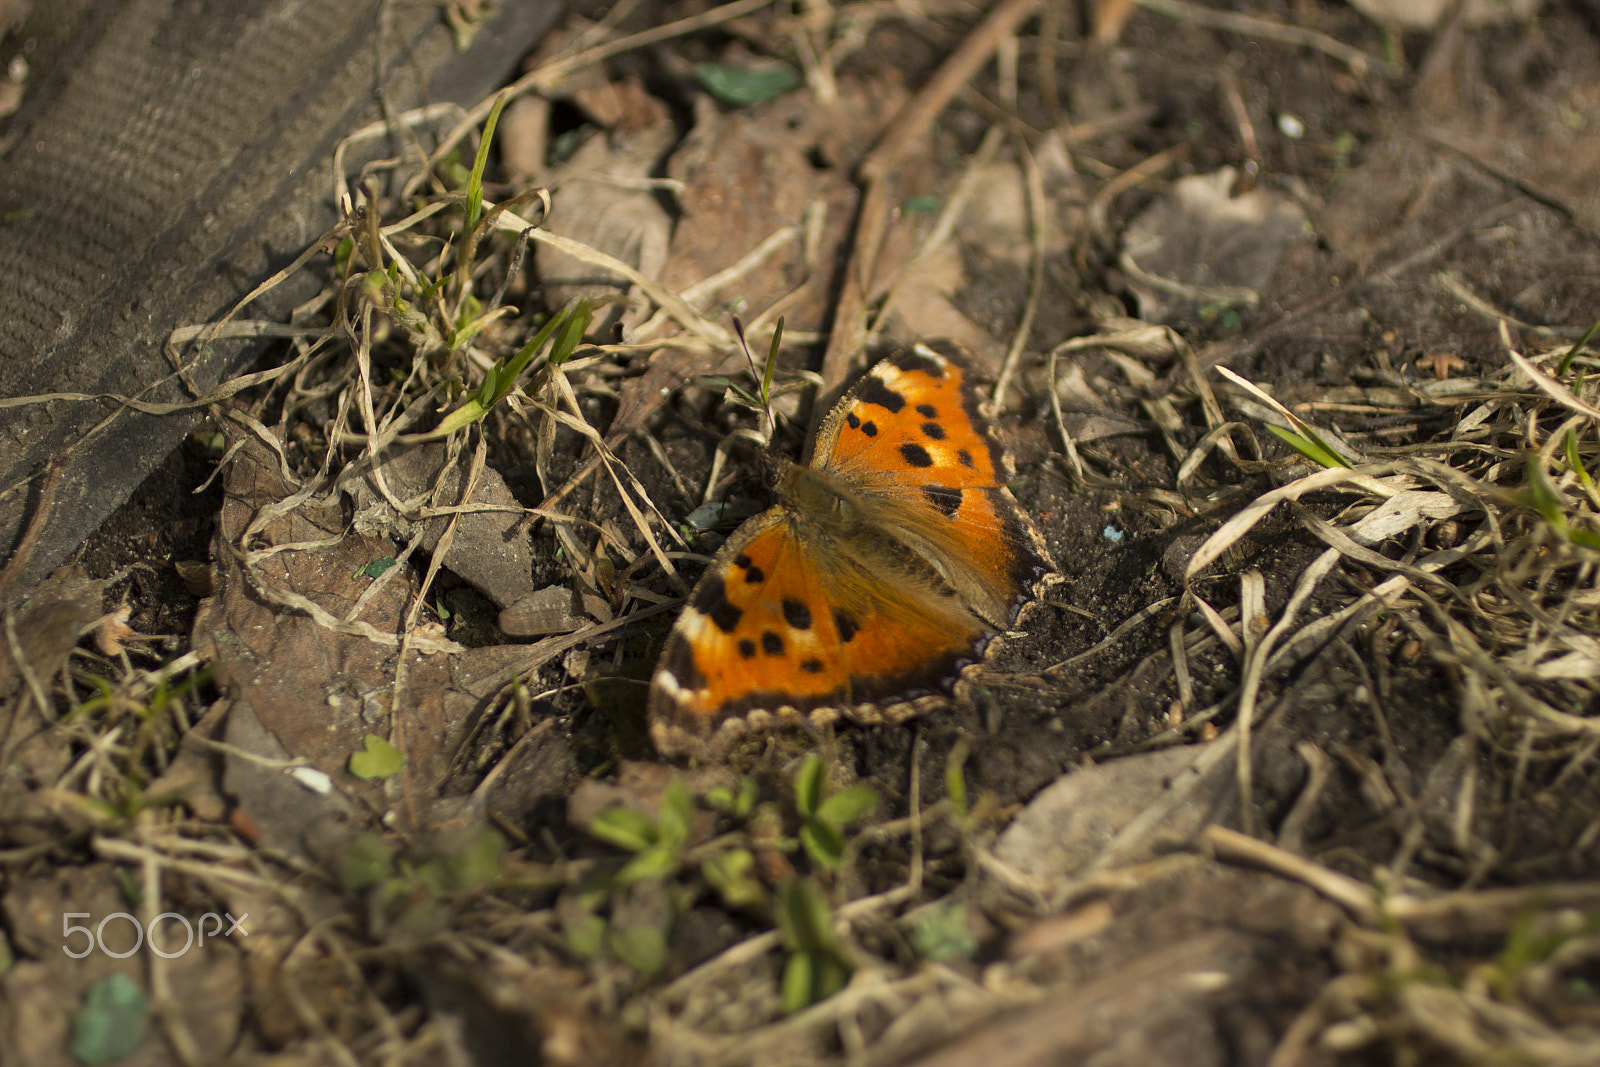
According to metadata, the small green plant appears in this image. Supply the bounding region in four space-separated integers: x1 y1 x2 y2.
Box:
1485 903 1600 1002
694 62 800 107
1563 429 1594 492
705 774 759 818
944 739 970 820
588 779 694 885
558 871 679 976
62 662 213 819
1216 364 1352 469
1198 299 1242 332
336 88 575 442
573 778 766 952
910 899 977 963
567 783 701 974
1555 318 1599 376
700 846 764 909
793 753 880 870
569 763 879 1000
705 315 787 443
347 734 407 780
70 973 149 1066
1263 422 1351 470
429 297 591 438
337 826 506 936
776 877 853 1012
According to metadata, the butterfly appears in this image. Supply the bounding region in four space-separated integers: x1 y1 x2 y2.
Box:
649 341 1055 759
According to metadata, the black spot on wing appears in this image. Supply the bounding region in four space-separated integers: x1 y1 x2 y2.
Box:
834 610 860 643
857 377 906 413
846 412 860 430
732 552 764 584
916 404 937 417
782 598 813 630
657 638 706 692
921 421 945 440
761 631 785 656
957 448 974 469
900 442 934 468
738 638 757 659
891 348 946 378
923 485 962 518
693 574 742 633
800 658 824 673
861 420 878 437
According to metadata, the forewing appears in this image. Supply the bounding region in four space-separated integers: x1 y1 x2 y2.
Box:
810 341 1053 627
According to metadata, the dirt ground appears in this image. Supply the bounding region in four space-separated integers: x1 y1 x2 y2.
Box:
5 0 1600 1064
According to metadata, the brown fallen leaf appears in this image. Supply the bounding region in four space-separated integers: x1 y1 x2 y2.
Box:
534 78 676 337
659 74 910 338
1122 166 1309 324
195 431 504 853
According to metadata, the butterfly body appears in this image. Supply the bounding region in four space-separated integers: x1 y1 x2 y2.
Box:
650 341 1054 759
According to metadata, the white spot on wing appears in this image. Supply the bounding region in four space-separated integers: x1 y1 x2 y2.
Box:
873 364 914 393
677 607 713 643
873 346 949 396
654 669 687 698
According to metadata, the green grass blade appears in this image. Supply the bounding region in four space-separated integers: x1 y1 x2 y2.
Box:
1564 428 1594 490
1265 423 1351 469
1557 318 1600 376
1526 453 1567 528
548 297 591 367
466 91 510 233
761 316 784 405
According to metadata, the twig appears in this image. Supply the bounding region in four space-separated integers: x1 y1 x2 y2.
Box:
0 463 64 601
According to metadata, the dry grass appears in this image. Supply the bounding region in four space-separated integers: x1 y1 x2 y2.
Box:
6 1 1600 1065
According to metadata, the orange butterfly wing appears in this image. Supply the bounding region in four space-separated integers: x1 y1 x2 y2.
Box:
808 343 1051 630
649 342 1053 759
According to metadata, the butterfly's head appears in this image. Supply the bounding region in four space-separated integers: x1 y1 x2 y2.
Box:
778 462 858 528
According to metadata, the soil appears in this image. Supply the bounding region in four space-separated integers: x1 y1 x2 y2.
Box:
5 1 1600 1064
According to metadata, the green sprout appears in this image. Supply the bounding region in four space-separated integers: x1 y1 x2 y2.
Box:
1525 452 1600 552
776 877 853 1012
1564 429 1594 491
588 780 694 885
1556 318 1599 376
1264 422 1352 469
429 297 591 438
71 974 150 1066
464 91 508 236
348 734 407 780
793 753 880 870
1487 902 1600 1002
910 900 978 962
337 827 506 936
